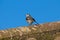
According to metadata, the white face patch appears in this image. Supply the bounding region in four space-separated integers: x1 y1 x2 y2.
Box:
27 20 32 24
26 14 30 17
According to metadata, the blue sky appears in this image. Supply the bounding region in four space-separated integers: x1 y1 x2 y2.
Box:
0 0 60 30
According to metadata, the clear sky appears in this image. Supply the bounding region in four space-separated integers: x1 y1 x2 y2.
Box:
0 0 60 30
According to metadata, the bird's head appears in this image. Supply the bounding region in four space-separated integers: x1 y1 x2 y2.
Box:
26 13 31 17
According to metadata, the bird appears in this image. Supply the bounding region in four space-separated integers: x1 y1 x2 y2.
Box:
26 13 39 25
